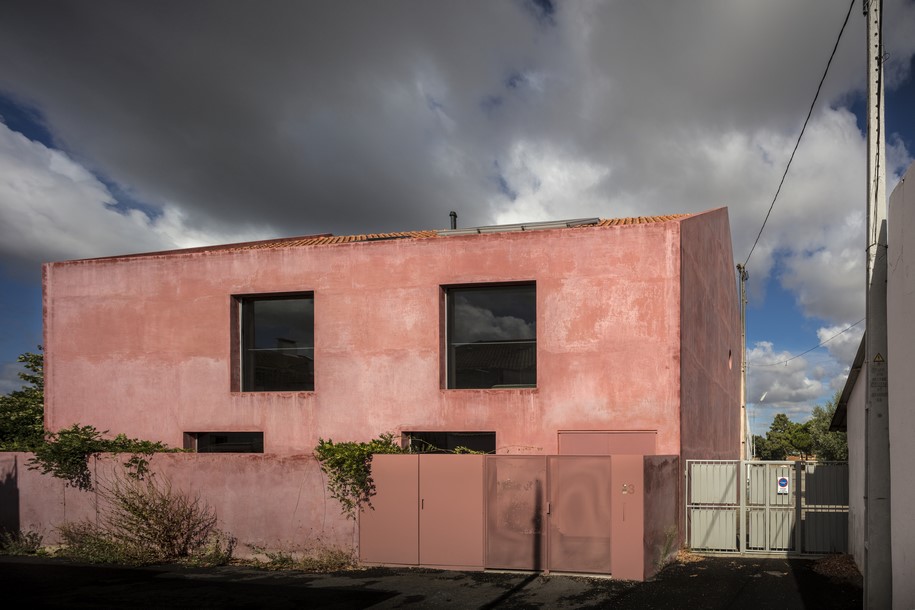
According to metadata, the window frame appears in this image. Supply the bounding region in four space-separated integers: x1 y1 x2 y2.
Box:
232 292 315 393
405 431 496 454
443 281 537 390
184 432 265 453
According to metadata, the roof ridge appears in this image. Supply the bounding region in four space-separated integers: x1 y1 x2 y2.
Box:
72 214 691 261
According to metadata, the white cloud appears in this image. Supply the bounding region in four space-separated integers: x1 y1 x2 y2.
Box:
816 322 865 365
747 341 825 406
0 122 266 268
454 302 534 343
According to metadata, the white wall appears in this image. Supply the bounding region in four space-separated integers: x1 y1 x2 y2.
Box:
888 163 915 609
846 362 866 574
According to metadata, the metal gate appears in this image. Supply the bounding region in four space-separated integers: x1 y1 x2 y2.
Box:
686 460 848 554
484 455 615 574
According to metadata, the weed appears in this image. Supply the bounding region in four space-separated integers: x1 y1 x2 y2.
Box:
58 471 231 566
249 543 356 572
0 529 43 555
181 531 237 568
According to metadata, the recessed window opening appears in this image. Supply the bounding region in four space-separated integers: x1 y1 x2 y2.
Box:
445 283 536 389
405 431 496 454
185 432 264 453
238 293 314 391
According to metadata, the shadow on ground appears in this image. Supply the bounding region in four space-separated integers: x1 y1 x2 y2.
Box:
1 553 862 609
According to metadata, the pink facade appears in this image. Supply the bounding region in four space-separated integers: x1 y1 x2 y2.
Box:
43 209 739 460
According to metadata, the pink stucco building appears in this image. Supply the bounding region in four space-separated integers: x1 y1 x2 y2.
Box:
43 208 740 461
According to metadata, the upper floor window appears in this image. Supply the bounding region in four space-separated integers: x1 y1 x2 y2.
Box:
238 293 314 391
445 283 536 389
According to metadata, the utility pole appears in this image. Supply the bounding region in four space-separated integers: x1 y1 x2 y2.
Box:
737 264 749 460
863 0 892 607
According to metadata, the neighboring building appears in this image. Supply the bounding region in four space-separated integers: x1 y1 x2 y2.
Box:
43 208 740 463
832 160 915 608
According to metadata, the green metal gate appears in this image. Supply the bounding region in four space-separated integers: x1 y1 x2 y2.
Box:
686 460 848 554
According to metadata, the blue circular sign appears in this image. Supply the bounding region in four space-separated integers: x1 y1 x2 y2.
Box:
778 477 789 487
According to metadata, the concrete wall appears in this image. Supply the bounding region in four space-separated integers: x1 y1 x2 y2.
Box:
44 216 717 457
642 455 679 580
0 452 354 555
845 362 866 574
678 209 741 461
888 164 915 608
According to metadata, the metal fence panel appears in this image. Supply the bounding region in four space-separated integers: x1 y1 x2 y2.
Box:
687 460 848 555
690 508 738 551
689 462 737 505
686 461 739 552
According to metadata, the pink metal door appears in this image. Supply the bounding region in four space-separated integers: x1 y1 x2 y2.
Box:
484 456 547 570
419 454 485 569
359 454 419 565
547 456 614 574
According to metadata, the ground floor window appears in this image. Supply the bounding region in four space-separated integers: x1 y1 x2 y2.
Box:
405 431 496 454
184 432 264 453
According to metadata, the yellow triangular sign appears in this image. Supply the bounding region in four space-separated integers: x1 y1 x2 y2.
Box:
874 353 885 363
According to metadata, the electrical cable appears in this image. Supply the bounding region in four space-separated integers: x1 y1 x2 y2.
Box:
743 0 857 267
748 317 864 367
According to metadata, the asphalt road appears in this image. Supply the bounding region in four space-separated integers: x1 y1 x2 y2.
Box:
1 554 862 609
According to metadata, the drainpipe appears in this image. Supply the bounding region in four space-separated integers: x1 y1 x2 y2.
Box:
449 211 458 230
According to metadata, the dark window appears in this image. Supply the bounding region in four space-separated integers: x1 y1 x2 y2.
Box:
446 284 536 389
186 432 264 453
406 431 496 454
239 294 314 391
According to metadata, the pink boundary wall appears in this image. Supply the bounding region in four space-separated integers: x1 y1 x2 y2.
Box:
0 452 354 556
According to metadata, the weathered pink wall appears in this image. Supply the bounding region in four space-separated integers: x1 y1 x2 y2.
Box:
641 455 679 580
678 209 741 461
44 216 709 457
0 452 353 555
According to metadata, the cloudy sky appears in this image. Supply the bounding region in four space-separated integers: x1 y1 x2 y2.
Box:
1 0 914 435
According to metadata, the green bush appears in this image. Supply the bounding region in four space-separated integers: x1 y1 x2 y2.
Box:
314 433 404 519
29 424 178 491
0 529 43 555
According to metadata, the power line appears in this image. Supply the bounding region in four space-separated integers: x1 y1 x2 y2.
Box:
743 0 857 267
748 317 864 367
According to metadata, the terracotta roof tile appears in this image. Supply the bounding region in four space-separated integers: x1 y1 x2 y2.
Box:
233 230 439 250
230 215 687 251
78 214 689 261
597 214 689 226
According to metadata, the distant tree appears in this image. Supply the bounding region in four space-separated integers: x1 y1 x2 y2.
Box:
807 392 847 461
0 348 45 451
753 393 847 461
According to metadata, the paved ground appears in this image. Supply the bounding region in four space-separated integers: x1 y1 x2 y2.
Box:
1 554 862 609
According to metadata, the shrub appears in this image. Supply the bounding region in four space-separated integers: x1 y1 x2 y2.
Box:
29 424 178 491
0 529 43 555
58 471 230 566
314 433 404 518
